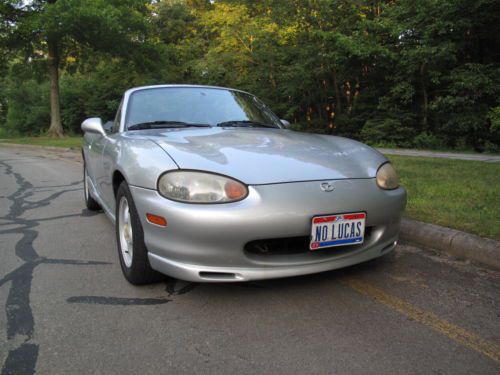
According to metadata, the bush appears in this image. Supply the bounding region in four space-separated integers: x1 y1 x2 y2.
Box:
412 132 445 150
332 114 365 139
0 126 15 138
483 141 499 154
5 79 50 135
360 118 415 147
487 106 500 134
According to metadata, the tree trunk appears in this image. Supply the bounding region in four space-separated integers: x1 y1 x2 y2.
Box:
47 39 63 138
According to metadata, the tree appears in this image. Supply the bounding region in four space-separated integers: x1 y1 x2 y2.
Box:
1 0 151 137
0 0 498 150
372 0 500 150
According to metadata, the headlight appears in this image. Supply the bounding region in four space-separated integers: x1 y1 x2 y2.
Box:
158 171 248 203
376 162 399 190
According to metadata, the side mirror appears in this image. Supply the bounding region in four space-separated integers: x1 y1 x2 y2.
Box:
81 118 105 136
280 119 291 128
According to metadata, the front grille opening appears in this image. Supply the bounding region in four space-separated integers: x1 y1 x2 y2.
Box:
245 227 373 256
245 236 310 256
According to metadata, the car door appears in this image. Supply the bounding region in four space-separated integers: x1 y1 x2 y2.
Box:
84 130 103 193
98 99 124 213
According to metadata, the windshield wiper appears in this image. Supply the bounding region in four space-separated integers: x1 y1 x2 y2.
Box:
128 121 210 131
216 120 279 129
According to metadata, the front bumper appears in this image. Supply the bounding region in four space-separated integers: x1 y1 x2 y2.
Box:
130 179 406 282
148 239 397 281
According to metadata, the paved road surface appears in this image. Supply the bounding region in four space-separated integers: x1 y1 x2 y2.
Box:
378 148 500 163
0 146 499 374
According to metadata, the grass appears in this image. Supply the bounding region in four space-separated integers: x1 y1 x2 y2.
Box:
388 155 500 241
0 136 82 148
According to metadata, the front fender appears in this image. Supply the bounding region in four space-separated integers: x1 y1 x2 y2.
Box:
114 137 179 190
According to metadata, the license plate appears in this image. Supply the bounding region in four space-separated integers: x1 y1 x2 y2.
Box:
310 212 366 250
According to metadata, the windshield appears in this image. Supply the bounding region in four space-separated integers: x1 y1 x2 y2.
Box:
125 87 282 129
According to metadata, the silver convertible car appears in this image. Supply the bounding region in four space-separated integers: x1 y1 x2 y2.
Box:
81 84 406 284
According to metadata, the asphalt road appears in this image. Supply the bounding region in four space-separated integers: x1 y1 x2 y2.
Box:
0 145 499 375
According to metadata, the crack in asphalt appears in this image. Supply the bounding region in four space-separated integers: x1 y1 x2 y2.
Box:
0 160 111 375
0 210 100 230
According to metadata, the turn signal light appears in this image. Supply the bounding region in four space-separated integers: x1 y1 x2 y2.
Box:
224 181 247 200
146 213 167 227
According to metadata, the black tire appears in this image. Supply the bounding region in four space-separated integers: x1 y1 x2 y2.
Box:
83 161 100 211
115 181 163 285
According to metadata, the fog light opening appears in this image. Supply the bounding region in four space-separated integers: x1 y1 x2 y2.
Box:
146 213 167 227
199 271 238 280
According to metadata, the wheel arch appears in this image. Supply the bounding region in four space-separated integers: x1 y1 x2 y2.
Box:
112 170 127 198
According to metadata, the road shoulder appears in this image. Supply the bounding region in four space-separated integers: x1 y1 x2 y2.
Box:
401 218 500 270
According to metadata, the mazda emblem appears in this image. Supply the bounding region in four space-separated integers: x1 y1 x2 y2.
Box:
320 182 334 192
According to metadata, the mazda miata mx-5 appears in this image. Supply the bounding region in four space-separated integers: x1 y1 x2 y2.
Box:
81 84 406 284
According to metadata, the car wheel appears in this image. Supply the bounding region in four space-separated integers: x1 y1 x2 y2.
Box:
116 181 163 285
83 162 100 211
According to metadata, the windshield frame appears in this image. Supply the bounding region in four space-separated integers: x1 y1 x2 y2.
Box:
123 86 283 131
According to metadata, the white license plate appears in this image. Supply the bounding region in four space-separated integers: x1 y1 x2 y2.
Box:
310 212 366 250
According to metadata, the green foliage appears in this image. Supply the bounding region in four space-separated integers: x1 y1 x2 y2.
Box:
5 79 50 135
412 132 445 150
0 0 498 151
361 118 415 147
59 61 146 132
488 107 500 133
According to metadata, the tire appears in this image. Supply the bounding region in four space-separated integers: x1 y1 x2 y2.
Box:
83 161 100 211
115 181 163 285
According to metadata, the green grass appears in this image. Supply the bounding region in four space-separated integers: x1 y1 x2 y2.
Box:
0 136 82 148
388 155 500 241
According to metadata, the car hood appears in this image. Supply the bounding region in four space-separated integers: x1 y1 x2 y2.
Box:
135 127 386 185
